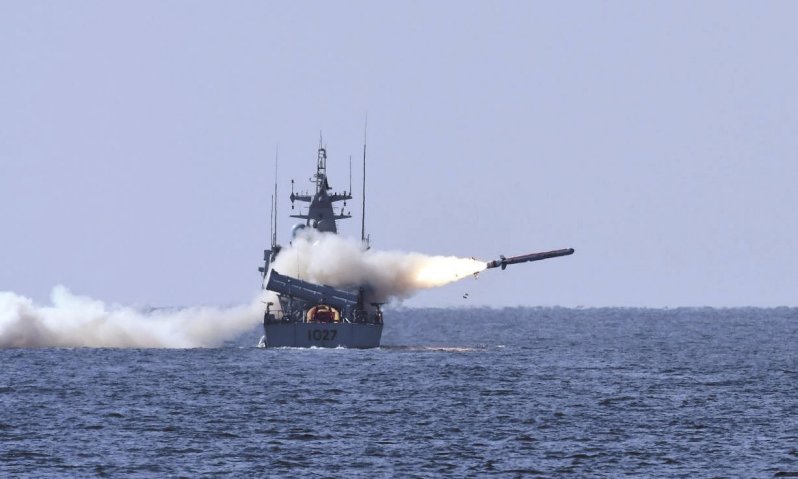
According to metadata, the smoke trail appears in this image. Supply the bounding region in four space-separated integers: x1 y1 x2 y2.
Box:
0 286 262 348
269 230 486 302
0 232 484 348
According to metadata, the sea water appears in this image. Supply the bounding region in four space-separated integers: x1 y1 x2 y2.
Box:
1 307 797 477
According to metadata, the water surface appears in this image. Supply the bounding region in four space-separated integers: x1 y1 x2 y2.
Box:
2 307 797 477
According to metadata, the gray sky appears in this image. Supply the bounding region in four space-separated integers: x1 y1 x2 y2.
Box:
2 1 796 308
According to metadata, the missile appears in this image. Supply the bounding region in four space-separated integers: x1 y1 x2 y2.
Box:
486 248 575 270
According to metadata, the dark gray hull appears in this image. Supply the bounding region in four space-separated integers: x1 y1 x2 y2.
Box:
261 323 383 348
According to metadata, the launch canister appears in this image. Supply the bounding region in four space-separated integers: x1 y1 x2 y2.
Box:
486 248 575 270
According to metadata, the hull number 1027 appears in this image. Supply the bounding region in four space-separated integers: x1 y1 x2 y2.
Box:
308 329 338 341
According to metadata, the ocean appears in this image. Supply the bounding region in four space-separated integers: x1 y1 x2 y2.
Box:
1 307 797 477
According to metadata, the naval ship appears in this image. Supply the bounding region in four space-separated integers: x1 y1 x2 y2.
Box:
257 141 383 348
256 138 575 348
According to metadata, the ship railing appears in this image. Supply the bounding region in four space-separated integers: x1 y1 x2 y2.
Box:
263 305 288 325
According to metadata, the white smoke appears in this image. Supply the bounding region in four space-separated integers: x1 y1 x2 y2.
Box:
0 286 262 348
269 230 486 302
0 231 485 348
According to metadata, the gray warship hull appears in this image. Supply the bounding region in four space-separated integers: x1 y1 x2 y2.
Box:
261 322 383 348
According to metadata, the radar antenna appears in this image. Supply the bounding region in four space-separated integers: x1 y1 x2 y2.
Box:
314 136 328 195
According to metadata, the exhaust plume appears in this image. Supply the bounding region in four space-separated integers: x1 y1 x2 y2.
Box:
0 286 262 348
1 231 485 348
269 230 486 302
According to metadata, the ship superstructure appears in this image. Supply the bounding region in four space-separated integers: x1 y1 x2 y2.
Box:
258 140 383 348
288 146 351 233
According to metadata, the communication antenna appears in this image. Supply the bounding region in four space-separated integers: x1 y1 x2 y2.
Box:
269 194 274 250
361 115 367 243
272 146 279 248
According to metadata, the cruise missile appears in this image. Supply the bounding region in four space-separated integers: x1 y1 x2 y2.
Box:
486 248 575 270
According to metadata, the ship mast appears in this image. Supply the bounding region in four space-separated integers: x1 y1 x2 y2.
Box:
361 117 367 243
314 136 329 195
272 146 278 248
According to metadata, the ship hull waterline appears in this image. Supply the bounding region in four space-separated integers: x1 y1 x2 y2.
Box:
262 322 383 348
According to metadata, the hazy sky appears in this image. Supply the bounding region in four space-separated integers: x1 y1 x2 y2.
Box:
2 1 796 308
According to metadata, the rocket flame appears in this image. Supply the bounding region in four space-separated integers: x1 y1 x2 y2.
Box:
412 256 487 288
